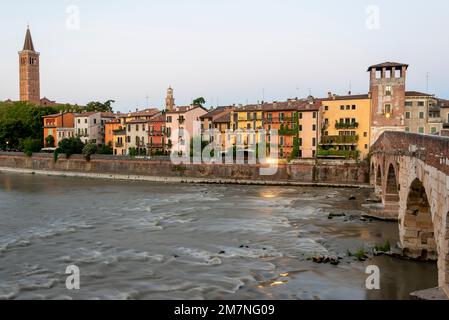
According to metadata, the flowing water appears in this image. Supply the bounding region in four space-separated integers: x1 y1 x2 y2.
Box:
0 172 437 300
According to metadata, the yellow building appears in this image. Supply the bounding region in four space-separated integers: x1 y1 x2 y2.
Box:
230 105 264 149
320 94 371 160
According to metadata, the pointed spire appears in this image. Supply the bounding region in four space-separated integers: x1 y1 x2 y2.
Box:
23 26 35 51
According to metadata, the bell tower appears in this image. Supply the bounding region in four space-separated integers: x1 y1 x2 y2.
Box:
368 62 408 145
165 86 175 111
19 26 40 105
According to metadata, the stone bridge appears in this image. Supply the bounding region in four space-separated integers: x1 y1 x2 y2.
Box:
370 131 449 298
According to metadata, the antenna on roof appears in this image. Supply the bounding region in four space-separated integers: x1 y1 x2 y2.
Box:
426 72 430 93
145 94 150 108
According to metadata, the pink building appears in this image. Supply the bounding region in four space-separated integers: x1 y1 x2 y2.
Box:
166 106 208 155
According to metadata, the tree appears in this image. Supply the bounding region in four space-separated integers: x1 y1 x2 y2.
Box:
19 138 42 157
82 143 98 161
58 137 84 158
97 143 113 155
45 135 55 148
85 100 115 112
192 97 206 107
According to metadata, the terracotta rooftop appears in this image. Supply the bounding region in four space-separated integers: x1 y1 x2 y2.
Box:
124 108 160 118
167 105 208 114
405 91 434 97
321 94 370 102
234 99 321 112
200 106 233 120
213 113 231 123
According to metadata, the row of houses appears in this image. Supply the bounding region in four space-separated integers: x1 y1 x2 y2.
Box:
42 62 449 161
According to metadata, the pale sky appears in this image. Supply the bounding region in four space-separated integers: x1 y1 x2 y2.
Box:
1 0 448 112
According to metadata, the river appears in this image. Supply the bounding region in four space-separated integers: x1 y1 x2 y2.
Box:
0 172 437 300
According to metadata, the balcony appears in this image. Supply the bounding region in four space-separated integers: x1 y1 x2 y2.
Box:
115 142 124 148
147 143 165 149
335 121 359 130
178 118 185 124
113 129 126 136
279 124 299 136
317 149 359 160
149 131 164 136
320 135 359 145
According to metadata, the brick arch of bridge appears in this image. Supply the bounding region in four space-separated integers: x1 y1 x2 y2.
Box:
397 156 449 288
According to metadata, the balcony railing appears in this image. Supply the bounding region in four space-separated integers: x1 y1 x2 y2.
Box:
317 149 359 159
335 122 359 130
321 135 359 145
147 143 165 149
115 142 124 148
113 129 126 135
149 131 164 136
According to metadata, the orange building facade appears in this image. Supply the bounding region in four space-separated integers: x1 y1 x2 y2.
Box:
43 113 76 147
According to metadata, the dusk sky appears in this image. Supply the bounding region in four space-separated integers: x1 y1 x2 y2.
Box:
1 0 448 112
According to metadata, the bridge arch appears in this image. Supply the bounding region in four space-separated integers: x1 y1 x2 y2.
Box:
401 178 438 260
376 165 382 186
383 163 400 219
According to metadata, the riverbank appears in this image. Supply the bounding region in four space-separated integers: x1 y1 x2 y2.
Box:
0 152 371 188
0 167 372 188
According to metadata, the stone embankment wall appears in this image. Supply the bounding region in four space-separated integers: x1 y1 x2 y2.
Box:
0 153 369 186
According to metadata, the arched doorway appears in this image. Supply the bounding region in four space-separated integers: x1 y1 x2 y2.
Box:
383 164 399 220
401 178 437 260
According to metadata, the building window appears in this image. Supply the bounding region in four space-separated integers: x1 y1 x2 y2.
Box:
352 105 356 110
419 127 424 134
364 132 368 137
324 106 329 111
365 144 368 149
431 127 437 134
384 104 392 115
312 124 316 131
340 105 344 110
279 113 284 121
299 113 303 119
346 105 350 110
405 101 413 107
94 119 97 124
418 101 425 107
312 138 316 147
405 127 410 132
405 112 411 119
419 112 424 119
313 112 317 119
167 116 172 123
299 125 303 131
386 85 392 96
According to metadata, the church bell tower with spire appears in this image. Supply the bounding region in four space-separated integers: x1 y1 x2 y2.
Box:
19 26 40 104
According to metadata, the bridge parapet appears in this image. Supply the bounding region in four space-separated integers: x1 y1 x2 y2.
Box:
371 131 449 175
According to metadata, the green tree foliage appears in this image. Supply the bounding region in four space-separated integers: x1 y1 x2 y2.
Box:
97 143 113 155
82 143 98 161
192 97 206 107
0 100 115 151
0 101 56 150
85 100 115 112
58 137 84 158
19 138 42 157
45 135 55 148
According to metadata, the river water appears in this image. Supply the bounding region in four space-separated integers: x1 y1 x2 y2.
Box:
0 172 437 300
